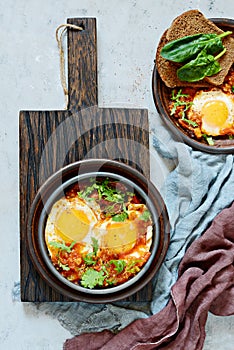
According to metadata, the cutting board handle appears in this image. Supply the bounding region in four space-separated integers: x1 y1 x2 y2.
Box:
67 18 98 110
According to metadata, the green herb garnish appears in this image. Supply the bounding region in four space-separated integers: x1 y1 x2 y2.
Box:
177 48 226 82
81 269 106 289
58 261 70 271
160 32 231 63
83 252 96 265
170 89 193 118
106 279 117 285
203 134 214 145
83 237 99 265
126 259 141 274
78 182 97 200
78 178 131 204
78 178 134 222
49 240 76 253
91 237 99 255
112 211 128 222
139 210 151 222
181 117 198 127
231 86 234 93
170 89 197 126
109 260 126 273
160 31 232 82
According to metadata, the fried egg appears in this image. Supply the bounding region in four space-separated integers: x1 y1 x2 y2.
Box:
45 197 98 255
188 90 234 136
45 198 152 255
94 204 152 252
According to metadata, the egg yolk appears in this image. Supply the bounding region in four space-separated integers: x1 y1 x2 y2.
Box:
97 221 137 252
201 100 229 128
54 208 94 242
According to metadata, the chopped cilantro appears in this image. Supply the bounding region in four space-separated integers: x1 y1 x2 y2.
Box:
181 116 198 127
91 237 99 255
49 240 76 253
126 260 141 274
77 180 97 200
78 178 132 205
112 211 128 222
112 204 129 222
170 89 193 118
58 261 70 271
109 260 126 273
82 252 96 265
203 134 214 146
106 279 117 285
83 237 99 264
81 269 106 289
231 86 234 93
139 210 151 222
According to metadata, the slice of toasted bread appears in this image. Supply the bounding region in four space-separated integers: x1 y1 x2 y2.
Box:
156 10 234 87
166 10 223 41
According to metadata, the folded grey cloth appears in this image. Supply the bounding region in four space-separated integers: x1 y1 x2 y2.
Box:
151 127 234 314
64 201 234 349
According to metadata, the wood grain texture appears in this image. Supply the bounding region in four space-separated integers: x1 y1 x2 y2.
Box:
67 18 98 109
20 18 150 302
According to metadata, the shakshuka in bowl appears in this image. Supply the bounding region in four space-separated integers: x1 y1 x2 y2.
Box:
27 159 170 302
152 15 234 154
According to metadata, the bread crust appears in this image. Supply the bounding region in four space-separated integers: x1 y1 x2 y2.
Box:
156 30 212 88
156 10 234 87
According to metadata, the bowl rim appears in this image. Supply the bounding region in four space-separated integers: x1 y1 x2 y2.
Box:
27 159 170 302
152 18 234 154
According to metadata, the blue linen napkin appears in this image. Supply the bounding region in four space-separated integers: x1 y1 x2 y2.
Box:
151 126 234 313
13 125 234 336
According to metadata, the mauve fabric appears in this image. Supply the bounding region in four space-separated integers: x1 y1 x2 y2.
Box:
64 201 234 350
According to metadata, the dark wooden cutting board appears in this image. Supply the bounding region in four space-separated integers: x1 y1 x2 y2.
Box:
19 18 151 302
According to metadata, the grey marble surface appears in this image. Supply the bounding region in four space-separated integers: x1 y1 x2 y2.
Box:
0 0 234 349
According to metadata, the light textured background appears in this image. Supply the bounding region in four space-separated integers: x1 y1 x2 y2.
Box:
0 0 233 349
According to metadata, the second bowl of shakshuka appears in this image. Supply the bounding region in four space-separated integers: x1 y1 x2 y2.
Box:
27 159 170 302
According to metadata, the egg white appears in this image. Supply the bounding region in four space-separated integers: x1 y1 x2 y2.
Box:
45 197 98 255
188 90 234 136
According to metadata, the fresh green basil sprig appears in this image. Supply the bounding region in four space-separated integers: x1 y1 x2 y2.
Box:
160 31 231 62
160 31 232 82
177 48 226 82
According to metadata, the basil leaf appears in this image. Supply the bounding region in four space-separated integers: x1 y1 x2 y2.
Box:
161 33 215 62
177 49 223 82
160 31 231 63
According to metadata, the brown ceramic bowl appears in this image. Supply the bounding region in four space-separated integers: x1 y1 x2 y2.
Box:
152 18 234 154
27 159 170 302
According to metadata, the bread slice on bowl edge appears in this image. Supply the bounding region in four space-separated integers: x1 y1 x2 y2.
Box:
156 9 234 88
